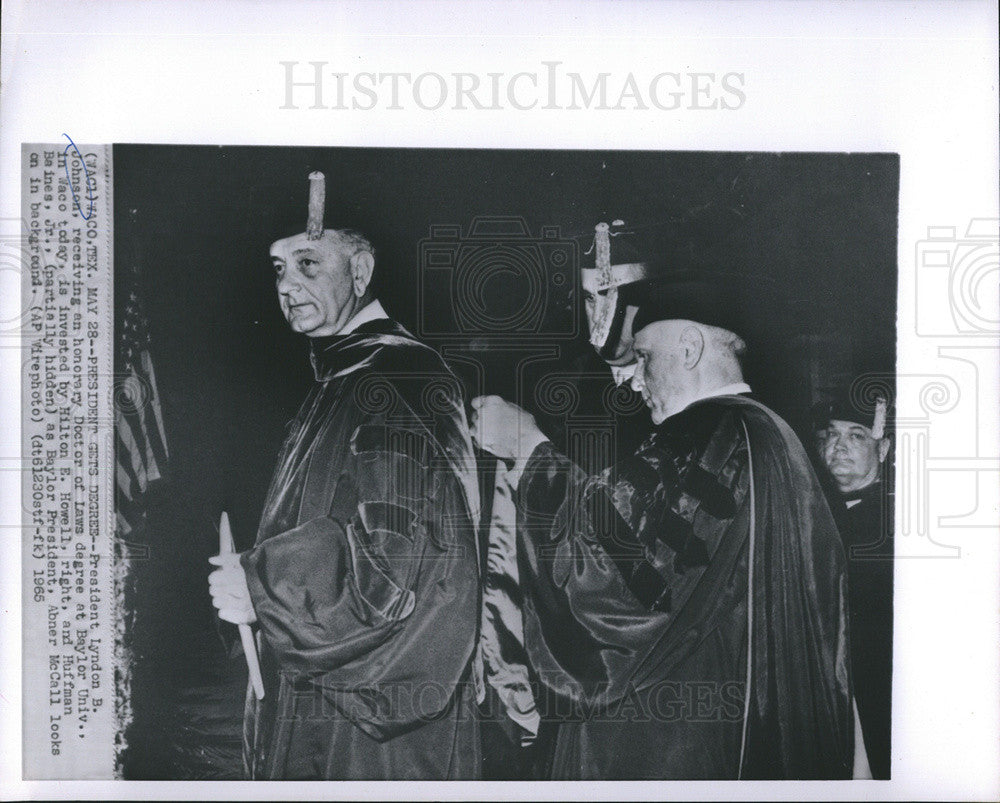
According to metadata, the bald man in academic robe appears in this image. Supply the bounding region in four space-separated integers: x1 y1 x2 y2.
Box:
472 272 858 779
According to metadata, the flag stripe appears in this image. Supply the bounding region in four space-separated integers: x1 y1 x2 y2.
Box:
115 282 169 538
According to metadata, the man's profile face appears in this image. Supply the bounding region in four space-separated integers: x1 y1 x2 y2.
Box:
629 321 685 425
583 288 639 365
818 419 889 493
581 266 647 383
270 232 356 337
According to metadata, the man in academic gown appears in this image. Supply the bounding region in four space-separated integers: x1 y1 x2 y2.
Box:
208 225 481 779
470 271 858 779
814 391 894 779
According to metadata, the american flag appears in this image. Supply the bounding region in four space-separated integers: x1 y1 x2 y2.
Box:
115 280 169 539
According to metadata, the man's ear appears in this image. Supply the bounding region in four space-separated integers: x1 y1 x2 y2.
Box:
350 251 375 298
679 325 705 369
877 437 891 464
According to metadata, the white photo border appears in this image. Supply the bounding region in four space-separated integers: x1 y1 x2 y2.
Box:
1 1 997 800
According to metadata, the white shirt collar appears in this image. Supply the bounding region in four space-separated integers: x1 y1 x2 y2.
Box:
339 299 389 335
700 382 752 401
673 382 752 417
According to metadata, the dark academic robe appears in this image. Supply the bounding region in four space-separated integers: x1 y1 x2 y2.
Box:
517 394 853 779
239 318 481 780
838 480 894 779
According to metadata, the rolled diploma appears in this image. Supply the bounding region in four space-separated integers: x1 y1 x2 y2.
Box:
219 511 265 699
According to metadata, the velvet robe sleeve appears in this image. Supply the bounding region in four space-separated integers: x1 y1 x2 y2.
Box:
515 437 749 711
240 413 479 741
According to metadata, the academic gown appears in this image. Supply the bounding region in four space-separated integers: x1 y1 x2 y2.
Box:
516 394 854 779
239 319 481 780
838 480 894 779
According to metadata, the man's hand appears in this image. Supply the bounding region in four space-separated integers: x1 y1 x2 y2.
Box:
470 395 548 473
208 552 257 625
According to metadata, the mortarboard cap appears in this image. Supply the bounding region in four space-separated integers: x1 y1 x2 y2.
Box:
811 383 892 439
631 270 754 336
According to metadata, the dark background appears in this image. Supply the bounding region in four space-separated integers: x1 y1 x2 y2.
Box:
113 146 898 778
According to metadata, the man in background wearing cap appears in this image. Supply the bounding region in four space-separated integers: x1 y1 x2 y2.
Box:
814 392 894 779
208 219 482 779
471 268 857 779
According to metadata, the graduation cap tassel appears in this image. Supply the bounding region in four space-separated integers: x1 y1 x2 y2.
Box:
589 222 619 348
306 171 326 240
595 221 612 278
871 397 887 440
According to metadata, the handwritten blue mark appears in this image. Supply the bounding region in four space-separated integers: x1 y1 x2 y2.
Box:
61 134 94 220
